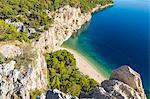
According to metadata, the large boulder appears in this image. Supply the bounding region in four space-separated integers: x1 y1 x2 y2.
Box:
80 66 147 99
81 79 142 99
5 19 26 32
101 80 142 99
110 65 146 99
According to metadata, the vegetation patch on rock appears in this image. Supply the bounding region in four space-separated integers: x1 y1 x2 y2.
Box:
0 20 30 42
0 52 5 64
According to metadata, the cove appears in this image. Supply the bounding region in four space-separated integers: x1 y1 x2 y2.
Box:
63 0 150 93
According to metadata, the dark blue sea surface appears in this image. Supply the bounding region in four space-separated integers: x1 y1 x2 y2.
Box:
63 0 150 92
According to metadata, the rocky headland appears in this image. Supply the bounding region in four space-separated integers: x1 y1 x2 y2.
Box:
0 3 147 99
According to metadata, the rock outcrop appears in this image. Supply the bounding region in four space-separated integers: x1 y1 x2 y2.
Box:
0 44 22 58
0 45 47 99
79 66 147 99
32 5 91 53
110 65 146 99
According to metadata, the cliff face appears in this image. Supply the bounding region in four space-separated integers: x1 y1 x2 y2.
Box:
32 5 91 53
0 44 47 99
0 5 98 99
32 4 113 53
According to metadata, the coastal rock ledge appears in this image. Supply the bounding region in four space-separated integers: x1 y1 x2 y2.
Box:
45 66 147 99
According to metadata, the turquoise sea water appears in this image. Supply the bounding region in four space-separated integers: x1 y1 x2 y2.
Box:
63 0 150 96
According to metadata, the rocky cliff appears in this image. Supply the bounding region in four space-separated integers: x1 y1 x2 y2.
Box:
32 4 113 53
0 44 47 99
0 4 112 99
1 3 147 99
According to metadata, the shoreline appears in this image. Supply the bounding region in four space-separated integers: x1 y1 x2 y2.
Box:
53 3 113 84
58 47 108 83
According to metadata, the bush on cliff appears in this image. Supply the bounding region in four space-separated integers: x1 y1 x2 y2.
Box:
30 89 42 99
45 50 98 96
0 20 30 42
14 46 37 68
0 52 5 64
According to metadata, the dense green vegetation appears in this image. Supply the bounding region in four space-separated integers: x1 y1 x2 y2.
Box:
0 0 112 41
0 0 53 32
30 89 42 99
0 20 30 42
45 50 98 96
62 0 113 13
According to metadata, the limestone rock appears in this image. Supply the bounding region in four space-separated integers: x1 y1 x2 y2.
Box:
28 28 36 34
0 49 47 99
5 19 26 32
87 80 142 99
110 65 146 99
88 87 114 99
80 66 146 99
101 80 142 99
0 44 22 59
32 5 91 52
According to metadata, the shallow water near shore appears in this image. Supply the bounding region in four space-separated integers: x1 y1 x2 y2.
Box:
63 0 150 93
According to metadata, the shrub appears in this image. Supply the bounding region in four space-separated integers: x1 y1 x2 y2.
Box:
0 20 30 42
30 89 42 99
14 46 37 68
0 53 5 64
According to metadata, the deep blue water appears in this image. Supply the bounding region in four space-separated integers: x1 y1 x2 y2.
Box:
63 0 150 93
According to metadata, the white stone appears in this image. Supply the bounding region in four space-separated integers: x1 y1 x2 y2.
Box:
0 44 22 58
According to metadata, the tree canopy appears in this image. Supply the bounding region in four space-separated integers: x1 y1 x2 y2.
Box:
0 0 112 41
45 50 98 96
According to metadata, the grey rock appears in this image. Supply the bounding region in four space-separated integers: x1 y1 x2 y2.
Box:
5 19 26 32
101 80 141 99
28 28 36 34
46 89 78 99
89 87 114 99
80 66 147 99
0 44 22 59
110 65 146 99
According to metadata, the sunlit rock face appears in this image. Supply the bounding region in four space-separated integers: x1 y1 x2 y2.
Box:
79 66 147 99
0 44 22 59
32 5 91 53
0 44 47 99
110 65 146 99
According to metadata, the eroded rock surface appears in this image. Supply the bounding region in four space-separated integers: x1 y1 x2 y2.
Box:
32 5 91 53
80 66 147 99
110 65 146 99
0 44 22 58
0 45 47 99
